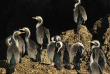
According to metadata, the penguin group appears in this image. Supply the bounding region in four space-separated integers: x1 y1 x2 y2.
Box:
5 0 107 73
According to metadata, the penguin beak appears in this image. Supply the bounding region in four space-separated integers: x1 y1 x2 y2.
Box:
32 17 38 20
57 47 61 53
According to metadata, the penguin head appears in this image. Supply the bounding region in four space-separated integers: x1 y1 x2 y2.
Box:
56 41 63 53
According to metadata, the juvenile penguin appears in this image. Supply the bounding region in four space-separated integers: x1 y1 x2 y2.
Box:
69 42 86 70
32 16 50 50
19 27 41 62
89 40 106 70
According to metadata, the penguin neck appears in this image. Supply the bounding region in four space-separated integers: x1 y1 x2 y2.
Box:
36 19 43 28
25 30 30 44
12 34 19 48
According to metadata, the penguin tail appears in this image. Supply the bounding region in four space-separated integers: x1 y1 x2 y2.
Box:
54 63 62 70
64 64 71 70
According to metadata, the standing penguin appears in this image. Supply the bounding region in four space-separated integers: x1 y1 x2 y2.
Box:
89 40 106 70
90 51 103 74
19 27 41 62
6 31 24 73
69 42 86 70
32 16 50 50
73 0 87 32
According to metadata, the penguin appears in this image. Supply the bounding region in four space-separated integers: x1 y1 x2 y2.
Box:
19 27 41 62
89 40 106 70
32 16 50 50
69 42 86 70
